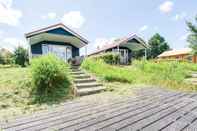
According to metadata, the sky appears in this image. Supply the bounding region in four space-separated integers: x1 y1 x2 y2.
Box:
0 0 196 55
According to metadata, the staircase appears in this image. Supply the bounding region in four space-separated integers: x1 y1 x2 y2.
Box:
71 66 105 96
185 72 197 85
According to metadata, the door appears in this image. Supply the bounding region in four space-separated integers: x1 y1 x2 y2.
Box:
119 49 128 64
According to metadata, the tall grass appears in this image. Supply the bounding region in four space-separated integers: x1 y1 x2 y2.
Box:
82 58 197 91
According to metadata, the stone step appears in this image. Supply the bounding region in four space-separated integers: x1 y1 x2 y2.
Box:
73 75 91 79
76 82 103 89
71 69 81 72
71 66 80 69
71 71 85 75
191 73 197 78
74 79 96 84
184 78 197 85
77 86 105 96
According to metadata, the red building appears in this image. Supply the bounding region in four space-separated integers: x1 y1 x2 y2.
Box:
158 49 197 63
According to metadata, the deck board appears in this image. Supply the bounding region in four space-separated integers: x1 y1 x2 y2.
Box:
1 88 197 131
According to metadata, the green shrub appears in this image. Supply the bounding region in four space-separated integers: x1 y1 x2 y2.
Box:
92 52 120 65
13 46 29 67
82 58 135 83
0 49 13 65
82 58 197 91
30 54 71 103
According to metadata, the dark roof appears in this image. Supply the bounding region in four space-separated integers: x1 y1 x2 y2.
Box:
89 34 147 56
25 23 89 44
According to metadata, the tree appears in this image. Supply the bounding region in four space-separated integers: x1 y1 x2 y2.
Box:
187 15 197 55
13 46 28 67
0 48 13 64
148 33 170 58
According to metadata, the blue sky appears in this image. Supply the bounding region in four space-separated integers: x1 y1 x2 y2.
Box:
0 0 196 54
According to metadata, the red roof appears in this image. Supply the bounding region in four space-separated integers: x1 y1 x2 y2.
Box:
158 48 192 58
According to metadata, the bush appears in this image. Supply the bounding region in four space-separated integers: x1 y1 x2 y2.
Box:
82 58 134 83
0 48 13 65
92 52 120 64
30 54 71 103
13 46 29 67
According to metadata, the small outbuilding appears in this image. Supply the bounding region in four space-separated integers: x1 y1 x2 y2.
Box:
25 23 88 62
158 48 197 63
89 34 147 64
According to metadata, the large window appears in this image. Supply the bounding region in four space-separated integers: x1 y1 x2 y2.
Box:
42 44 72 61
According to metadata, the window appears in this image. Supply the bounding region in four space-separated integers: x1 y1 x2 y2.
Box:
42 44 49 54
42 44 72 61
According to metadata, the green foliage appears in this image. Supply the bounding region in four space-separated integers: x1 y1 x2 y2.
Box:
0 48 13 65
132 49 145 59
148 33 170 58
30 54 71 103
82 58 136 83
82 58 197 91
187 15 197 55
92 52 120 65
13 46 28 67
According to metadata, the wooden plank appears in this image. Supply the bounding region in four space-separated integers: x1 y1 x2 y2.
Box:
64 93 187 131
141 95 197 131
1 88 169 130
41 90 180 131
2 91 166 131
162 102 197 131
1 87 163 127
13 92 167 131
139 100 197 131
98 94 192 131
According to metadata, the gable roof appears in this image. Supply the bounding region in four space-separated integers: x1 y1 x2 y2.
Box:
89 34 147 56
25 23 89 44
158 48 192 58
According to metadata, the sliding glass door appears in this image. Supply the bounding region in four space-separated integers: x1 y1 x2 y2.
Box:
42 44 72 61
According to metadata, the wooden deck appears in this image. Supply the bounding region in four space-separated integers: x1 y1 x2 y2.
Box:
1 88 197 131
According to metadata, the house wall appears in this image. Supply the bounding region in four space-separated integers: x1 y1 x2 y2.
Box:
159 54 197 63
31 41 79 57
106 47 132 62
47 28 74 37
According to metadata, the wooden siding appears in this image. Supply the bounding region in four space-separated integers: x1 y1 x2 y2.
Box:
159 54 197 63
31 41 79 57
46 27 74 37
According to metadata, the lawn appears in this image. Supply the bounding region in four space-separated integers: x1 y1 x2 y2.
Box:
0 66 73 121
82 58 197 92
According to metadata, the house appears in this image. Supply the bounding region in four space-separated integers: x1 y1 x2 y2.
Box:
25 23 89 62
158 48 197 63
89 34 147 64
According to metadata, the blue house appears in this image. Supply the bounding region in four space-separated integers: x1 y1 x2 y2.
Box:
25 23 88 62
89 34 147 64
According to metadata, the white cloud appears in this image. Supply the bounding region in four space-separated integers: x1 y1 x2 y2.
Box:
179 33 189 41
0 0 22 26
0 30 3 36
0 37 27 52
94 38 116 49
139 25 148 32
159 1 173 13
173 12 187 21
42 12 57 20
61 11 85 28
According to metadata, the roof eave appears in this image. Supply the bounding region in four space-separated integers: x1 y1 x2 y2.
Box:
25 23 89 44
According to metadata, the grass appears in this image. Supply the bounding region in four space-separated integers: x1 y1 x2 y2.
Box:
82 58 197 92
0 66 73 121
